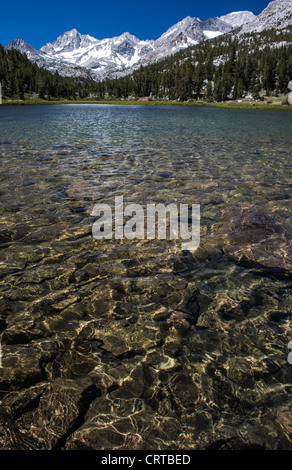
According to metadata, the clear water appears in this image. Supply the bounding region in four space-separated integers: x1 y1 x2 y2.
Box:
0 104 291 450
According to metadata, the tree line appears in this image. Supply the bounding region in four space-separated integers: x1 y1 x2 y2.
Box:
99 29 292 101
0 44 99 100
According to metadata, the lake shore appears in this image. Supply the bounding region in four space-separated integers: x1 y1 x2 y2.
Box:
2 97 292 111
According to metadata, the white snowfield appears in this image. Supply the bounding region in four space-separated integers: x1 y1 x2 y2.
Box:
203 30 224 39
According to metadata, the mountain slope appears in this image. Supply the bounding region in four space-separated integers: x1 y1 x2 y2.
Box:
219 11 256 28
125 16 236 73
5 37 93 78
40 28 98 54
99 27 292 102
5 37 48 62
240 0 292 34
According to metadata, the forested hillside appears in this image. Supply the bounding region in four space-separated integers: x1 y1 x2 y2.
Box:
0 44 99 100
98 29 292 101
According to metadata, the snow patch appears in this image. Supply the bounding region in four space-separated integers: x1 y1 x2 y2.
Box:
203 30 224 39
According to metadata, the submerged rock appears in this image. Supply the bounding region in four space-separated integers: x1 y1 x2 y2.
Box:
220 213 291 276
2 377 100 450
0 340 58 391
0 407 43 450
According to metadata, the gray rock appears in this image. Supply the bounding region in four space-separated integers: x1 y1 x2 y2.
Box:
288 81 292 91
288 91 292 105
220 213 292 276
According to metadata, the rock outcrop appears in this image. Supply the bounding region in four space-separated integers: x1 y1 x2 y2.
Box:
288 80 292 105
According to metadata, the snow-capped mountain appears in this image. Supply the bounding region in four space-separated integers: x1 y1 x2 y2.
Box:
37 16 235 79
4 0 291 81
6 14 247 80
41 29 98 54
40 29 155 79
154 16 233 47
120 16 236 76
153 16 233 50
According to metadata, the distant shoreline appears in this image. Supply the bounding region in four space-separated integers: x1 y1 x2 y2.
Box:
2 99 292 111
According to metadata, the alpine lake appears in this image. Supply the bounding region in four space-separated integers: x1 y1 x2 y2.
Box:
0 103 291 450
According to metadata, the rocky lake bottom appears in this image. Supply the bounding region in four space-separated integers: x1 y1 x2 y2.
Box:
0 104 291 450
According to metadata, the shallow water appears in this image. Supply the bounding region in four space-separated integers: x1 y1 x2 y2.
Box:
0 104 291 450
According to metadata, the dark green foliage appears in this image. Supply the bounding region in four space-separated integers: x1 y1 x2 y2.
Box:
0 45 100 100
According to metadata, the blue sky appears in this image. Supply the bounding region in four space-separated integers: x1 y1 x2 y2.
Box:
1 0 270 49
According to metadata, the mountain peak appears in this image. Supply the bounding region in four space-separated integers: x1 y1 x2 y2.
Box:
182 16 195 22
41 28 86 54
63 28 81 36
5 37 38 54
219 10 256 28
118 32 139 41
7 37 29 46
